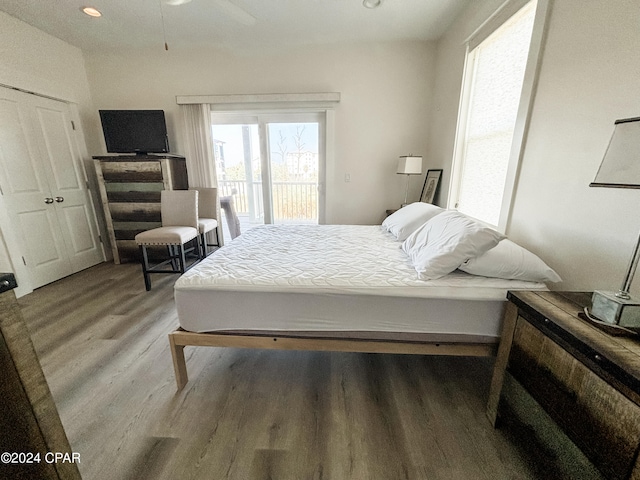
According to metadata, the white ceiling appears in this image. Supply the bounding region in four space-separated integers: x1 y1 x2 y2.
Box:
0 0 471 53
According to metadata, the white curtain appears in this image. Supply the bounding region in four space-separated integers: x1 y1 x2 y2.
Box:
181 103 217 187
180 103 224 244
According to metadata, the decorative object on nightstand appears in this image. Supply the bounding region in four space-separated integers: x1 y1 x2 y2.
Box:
420 169 443 204
589 117 640 330
397 155 422 207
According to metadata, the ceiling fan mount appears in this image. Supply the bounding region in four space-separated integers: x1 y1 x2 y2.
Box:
164 0 255 26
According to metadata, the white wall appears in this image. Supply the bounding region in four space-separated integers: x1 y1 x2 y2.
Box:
428 0 640 295
0 12 93 105
9 0 638 297
0 12 99 281
83 41 436 225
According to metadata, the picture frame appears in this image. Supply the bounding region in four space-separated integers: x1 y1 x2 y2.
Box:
420 169 442 204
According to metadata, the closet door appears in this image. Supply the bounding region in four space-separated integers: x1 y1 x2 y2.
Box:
0 88 72 287
0 87 103 289
29 95 103 273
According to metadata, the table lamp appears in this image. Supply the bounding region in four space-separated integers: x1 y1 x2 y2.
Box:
589 116 640 330
397 155 422 207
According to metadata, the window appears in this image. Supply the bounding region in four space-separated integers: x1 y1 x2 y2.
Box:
211 112 323 234
176 93 338 238
449 0 544 229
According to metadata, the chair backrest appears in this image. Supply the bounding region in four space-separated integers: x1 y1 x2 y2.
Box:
193 187 217 219
219 195 241 238
161 190 198 228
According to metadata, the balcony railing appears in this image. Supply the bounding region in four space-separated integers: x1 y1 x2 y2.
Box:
219 180 318 222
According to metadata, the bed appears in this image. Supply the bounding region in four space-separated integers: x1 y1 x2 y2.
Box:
170 214 553 389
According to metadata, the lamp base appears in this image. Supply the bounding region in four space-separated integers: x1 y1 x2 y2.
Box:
590 290 640 329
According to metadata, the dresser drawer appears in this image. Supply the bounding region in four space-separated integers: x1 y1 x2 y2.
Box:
100 161 163 182
509 317 640 480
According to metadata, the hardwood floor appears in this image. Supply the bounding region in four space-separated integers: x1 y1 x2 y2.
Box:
18 261 546 480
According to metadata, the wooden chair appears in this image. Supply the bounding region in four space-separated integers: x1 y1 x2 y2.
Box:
134 190 201 291
193 187 220 257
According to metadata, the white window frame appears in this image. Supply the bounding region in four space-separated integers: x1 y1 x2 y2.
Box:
448 0 550 231
177 93 339 225
210 111 325 225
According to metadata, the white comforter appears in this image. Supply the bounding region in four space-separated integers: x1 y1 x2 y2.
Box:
174 224 545 300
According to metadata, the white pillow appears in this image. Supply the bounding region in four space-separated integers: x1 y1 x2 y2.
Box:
402 210 505 280
459 239 562 283
382 202 444 241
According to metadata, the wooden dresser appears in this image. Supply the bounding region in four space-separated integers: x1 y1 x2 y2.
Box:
488 291 640 480
93 155 188 263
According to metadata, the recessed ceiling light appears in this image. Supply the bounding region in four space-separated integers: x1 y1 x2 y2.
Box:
81 6 102 17
363 0 382 8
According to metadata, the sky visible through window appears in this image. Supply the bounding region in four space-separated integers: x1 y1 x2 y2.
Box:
212 123 319 168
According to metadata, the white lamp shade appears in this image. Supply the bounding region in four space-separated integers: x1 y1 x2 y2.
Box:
591 117 640 188
397 156 422 175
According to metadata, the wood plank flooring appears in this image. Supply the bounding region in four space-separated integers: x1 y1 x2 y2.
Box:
17 262 548 480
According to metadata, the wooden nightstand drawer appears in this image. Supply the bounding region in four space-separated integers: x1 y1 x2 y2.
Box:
509 316 640 480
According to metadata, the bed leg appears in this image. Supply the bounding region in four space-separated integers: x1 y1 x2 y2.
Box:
169 333 188 390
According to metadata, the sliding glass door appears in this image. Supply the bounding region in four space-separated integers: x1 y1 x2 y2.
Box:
211 112 323 232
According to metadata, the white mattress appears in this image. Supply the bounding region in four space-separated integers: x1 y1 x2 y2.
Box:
174 224 546 336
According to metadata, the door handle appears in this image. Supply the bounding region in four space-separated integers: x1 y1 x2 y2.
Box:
55 197 64 203
45 197 54 204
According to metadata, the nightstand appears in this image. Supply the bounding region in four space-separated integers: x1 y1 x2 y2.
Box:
487 291 640 480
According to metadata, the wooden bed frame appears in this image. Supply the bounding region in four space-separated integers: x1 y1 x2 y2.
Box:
168 327 498 390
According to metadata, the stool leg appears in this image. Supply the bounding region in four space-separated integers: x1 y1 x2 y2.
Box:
195 237 203 260
167 245 177 270
200 233 207 257
139 245 152 291
178 244 187 273
201 229 219 257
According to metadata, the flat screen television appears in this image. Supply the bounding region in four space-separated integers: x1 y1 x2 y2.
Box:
99 110 169 155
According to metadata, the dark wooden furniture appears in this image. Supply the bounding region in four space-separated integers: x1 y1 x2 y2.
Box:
93 155 188 263
0 274 81 480
487 291 640 480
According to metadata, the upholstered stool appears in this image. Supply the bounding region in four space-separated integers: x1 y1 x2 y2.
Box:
134 190 200 291
193 187 220 257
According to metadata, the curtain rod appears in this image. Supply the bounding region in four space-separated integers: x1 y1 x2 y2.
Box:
176 92 340 105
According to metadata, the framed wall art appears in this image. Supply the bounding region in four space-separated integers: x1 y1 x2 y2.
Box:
420 169 442 204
